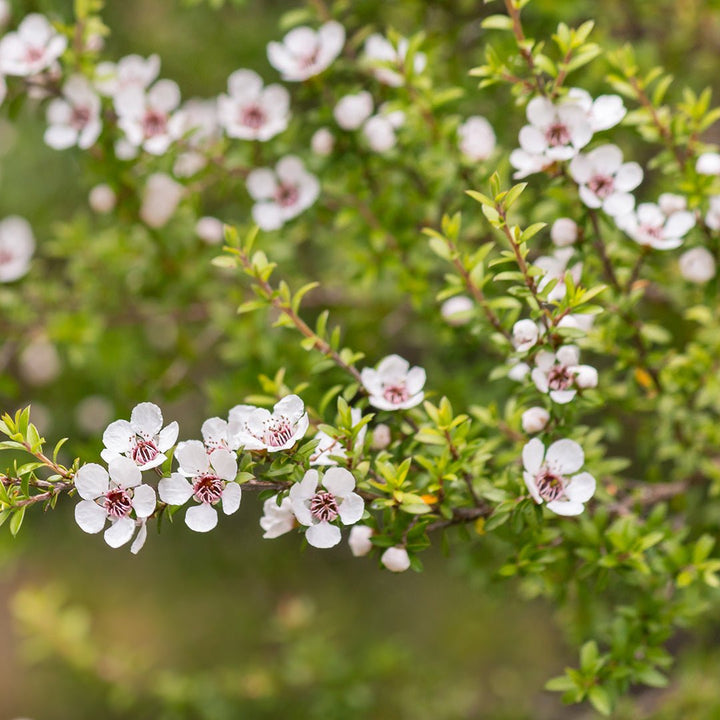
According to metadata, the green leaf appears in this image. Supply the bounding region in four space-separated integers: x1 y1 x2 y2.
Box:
588 686 612 716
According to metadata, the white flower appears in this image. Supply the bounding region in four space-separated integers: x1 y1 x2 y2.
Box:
521 407 550 434
512 319 540 352
217 69 289 141
565 88 626 132
115 137 138 161
115 79 183 155
361 354 426 411
569 144 643 217
522 438 595 516
74 457 156 549
441 295 473 326
101 402 179 470
311 127 334 156
550 217 578 247
200 415 240 453
370 423 392 450
0 216 34 282
289 468 364 548
348 524 373 556
195 216 224 244
95 54 160 97
458 116 496 161
0 14 67 77
679 247 716 284
517 96 592 164
140 173 184 228
44 75 101 150
381 546 411 572
333 91 373 130
535 247 582 302
260 495 295 539
88 184 116 214
158 442 240 533
557 313 595 334
616 202 695 251
706 196 720 231
229 394 309 452
267 21 345 81
362 106 404 153
696 152 720 176
173 98 219 148
531 346 597 404
658 193 687 216
509 148 554 180
310 407 367 466
362 34 426 87
246 155 320 231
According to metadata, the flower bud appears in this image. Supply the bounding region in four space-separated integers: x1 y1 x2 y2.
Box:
88 183 116 214
19 338 61 386
195 216 224 244
440 295 473 326
512 319 539 352
363 115 396 153
458 116 496 161
507 361 530 382
333 92 373 130
371 423 391 450
521 407 550 434
311 127 334 156
550 218 578 247
348 525 373 557
679 247 716 284
140 173 183 228
381 546 411 572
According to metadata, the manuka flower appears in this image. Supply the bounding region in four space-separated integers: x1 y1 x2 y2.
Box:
201 416 241 453
74 457 156 550
512 319 540 352
95 53 160 97
44 74 102 150
115 79 183 155
565 88 626 132
217 69 290 141
362 33 427 87
381 545 411 572
458 116 496 162
101 402 179 470
289 468 364 548
267 21 345 81
229 394 309 452
679 247 715 284
531 346 597 404
616 201 695 251
158 441 240 533
0 13 67 77
0 216 34 282
361 354 426 411
522 438 596 516
535 247 583 302
333 91 374 130
569 144 643 217
246 156 320 231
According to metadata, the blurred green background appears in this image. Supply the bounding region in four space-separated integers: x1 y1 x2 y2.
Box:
3 0 720 717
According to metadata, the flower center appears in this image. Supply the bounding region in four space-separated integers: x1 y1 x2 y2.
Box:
588 174 615 198
103 488 133 518
310 491 339 522
240 104 267 130
71 106 91 129
142 109 168 138
547 365 574 391
263 418 294 448
299 46 320 70
131 438 160 466
545 122 571 147
383 384 409 405
535 468 566 502
274 183 299 208
25 46 45 64
193 474 224 504
637 223 664 244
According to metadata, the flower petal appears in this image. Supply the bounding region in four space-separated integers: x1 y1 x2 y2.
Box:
522 438 545 475
132 484 156 518
130 402 163 438
322 467 356 497
176 440 210 477
104 517 136 548
546 439 584 475
75 500 107 533
210 448 238 481
102 419 134 454
565 472 596 503
337 492 364 525
158 473 194 505
306 521 342 548
130 521 148 554
109 455 142 488
185 502 218 532
221 482 242 515
75 463 109 500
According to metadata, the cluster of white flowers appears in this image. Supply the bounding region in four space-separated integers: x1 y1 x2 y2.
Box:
333 90 405 152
